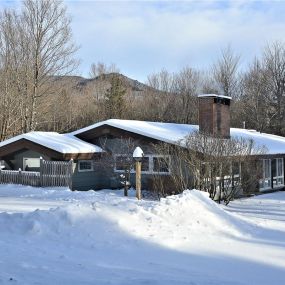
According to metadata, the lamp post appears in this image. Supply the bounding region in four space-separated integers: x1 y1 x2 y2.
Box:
133 146 144 200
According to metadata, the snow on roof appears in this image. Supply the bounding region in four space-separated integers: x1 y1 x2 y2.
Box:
72 119 285 155
198 94 232 100
230 128 285 155
0 132 103 154
72 119 198 145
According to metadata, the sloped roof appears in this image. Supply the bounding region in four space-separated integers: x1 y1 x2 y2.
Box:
0 132 103 154
72 119 285 155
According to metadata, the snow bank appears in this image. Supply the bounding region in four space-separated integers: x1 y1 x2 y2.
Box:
100 189 254 252
151 190 250 237
0 185 285 285
0 189 248 240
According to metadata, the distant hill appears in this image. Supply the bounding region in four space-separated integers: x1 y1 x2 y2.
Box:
52 73 156 99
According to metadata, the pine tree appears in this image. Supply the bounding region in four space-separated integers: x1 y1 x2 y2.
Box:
104 75 126 119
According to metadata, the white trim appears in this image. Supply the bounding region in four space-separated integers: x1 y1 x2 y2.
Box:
78 160 94 172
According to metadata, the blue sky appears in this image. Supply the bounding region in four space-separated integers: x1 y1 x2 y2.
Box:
1 0 285 82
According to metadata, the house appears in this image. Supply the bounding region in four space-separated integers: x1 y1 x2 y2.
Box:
0 94 284 192
0 132 104 189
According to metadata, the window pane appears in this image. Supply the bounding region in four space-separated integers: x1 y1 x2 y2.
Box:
261 159 271 189
115 155 133 171
153 157 170 173
141 157 149 172
24 158 40 168
278 177 284 186
257 160 263 179
232 162 240 176
264 160 271 178
272 159 277 178
115 155 126 171
264 178 271 188
277 158 283 177
79 161 92 171
273 158 284 188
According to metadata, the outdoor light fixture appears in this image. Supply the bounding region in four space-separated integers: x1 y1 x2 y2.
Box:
133 146 144 200
133 146 144 162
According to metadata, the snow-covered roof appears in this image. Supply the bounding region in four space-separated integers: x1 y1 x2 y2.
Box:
0 132 103 154
198 94 232 100
72 119 197 145
72 119 285 155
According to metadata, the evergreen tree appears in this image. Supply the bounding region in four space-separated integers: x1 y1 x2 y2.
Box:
104 75 126 119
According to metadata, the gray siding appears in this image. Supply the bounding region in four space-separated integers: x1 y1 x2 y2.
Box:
71 160 160 191
71 137 160 190
72 161 111 191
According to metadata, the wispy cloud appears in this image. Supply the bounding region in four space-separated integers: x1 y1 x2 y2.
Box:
1 1 285 81
65 0 285 81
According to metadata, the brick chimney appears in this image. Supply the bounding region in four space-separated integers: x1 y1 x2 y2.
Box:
198 94 231 138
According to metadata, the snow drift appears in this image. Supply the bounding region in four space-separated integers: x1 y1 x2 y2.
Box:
0 189 250 243
0 185 285 285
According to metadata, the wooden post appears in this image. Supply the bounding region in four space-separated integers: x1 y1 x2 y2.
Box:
40 157 43 187
271 159 274 190
136 161 142 200
68 159 74 190
124 169 128 197
18 168 22 185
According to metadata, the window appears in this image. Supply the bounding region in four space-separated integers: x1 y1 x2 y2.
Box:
141 156 150 172
114 155 133 172
273 158 284 188
153 156 170 174
114 154 170 174
259 159 271 190
23 158 40 171
232 162 241 187
78 160 93 172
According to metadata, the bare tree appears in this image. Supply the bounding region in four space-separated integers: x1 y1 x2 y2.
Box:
172 67 200 124
20 0 78 131
152 131 266 204
213 45 241 98
0 10 19 140
238 58 271 131
145 68 200 124
262 41 285 135
184 131 266 204
89 62 120 78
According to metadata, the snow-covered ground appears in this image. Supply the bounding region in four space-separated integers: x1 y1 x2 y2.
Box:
0 185 284 285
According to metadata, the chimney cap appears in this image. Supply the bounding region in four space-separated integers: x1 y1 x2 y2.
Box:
198 94 232 100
